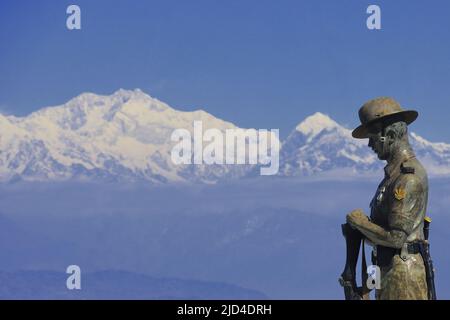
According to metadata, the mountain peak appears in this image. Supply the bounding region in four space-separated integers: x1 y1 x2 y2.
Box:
111 88 172 112
67 88 151 105
112 88 147 99
57 88 171 116
295 112 340 136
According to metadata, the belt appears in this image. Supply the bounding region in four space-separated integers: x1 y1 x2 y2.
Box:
404 242 421 254
375 242 421 266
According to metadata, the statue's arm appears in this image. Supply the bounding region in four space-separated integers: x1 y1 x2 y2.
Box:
348 175 423 249
351 220 407 249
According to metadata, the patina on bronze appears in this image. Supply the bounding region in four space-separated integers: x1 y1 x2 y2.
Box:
340 97 436 300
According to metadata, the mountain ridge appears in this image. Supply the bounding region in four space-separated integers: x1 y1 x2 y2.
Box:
1 89 449 183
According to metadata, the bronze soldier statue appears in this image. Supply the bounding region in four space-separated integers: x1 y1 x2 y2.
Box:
340 97 436 300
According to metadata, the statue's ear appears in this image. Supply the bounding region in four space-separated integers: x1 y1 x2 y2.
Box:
385 127 396 144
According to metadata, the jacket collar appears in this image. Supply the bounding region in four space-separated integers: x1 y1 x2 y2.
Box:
384 146 416 178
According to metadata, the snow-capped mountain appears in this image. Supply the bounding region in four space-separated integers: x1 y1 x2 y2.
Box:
279 112 450 178
279 113 379 177
1 89 449 183
0 89 252 183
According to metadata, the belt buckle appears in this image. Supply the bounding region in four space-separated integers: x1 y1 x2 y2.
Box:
400 243 410 261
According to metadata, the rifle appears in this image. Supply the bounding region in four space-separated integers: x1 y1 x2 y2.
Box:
418 216 437 300
339 223 370 300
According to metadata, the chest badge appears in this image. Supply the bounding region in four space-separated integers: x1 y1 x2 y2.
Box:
394 187 406 200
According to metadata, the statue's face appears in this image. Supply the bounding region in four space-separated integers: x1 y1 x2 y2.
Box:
367 123 388 160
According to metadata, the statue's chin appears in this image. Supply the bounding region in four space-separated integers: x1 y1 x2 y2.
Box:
373 151 386 160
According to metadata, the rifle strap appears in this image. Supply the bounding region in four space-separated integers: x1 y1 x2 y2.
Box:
362 239 367 280
361 239 370 300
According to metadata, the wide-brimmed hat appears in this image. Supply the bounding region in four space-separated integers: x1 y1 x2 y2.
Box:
352 97 418 139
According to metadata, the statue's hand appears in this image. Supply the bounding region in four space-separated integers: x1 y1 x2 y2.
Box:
346 209 368 228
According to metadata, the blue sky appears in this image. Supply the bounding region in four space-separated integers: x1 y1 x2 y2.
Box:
1 0 450 140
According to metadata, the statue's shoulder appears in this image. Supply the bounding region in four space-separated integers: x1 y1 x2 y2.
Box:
401 157 427 179
388 158 428 216
394 157 428 193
